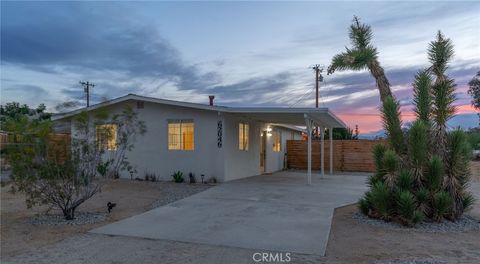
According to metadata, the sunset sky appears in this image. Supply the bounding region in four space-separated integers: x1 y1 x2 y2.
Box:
1 1 479 133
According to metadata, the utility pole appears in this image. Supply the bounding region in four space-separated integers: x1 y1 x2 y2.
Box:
312 64 323 108
312 65 323 138
79 81 95 107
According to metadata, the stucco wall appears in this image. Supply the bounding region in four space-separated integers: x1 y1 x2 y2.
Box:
72 100 226 182
69 100 303 182
264 126 303 173
222 113 261 181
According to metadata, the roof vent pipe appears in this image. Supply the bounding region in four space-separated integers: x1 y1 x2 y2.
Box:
209 95 215 106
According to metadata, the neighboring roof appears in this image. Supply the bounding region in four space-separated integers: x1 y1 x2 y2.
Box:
52 94 346 128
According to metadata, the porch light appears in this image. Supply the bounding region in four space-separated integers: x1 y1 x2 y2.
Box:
267 132 272 137
266 127 272 132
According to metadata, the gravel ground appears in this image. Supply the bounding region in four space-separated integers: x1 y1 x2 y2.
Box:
29 212 107 226
149 182 212 208
353 212 480 233
374 258 447 264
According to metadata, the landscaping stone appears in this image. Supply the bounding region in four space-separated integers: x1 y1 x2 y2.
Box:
30 212 106 226
149 182 212 209
353 211 480 233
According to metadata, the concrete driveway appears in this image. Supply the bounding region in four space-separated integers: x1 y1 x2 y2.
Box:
91 171 368 256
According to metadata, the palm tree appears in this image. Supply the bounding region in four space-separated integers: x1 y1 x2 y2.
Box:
328 16 393 104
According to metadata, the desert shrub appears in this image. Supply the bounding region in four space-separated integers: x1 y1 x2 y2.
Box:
373 144 387 174
462 193 476 212
358 197 370 215
412 210 425 225
397 190 416 223
370 182 390 219
6 105 146 220
432 191 451 221
172 171 184 183
396 170 413 192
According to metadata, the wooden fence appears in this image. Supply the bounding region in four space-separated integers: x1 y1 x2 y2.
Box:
286 139 387 172
0 133 71 162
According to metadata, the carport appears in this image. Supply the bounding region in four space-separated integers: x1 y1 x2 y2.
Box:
229 107 346 184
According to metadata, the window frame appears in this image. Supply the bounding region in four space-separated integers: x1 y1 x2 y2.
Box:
167 119 195 151
239 122 249 151
272 130 281 152
95 124 118 151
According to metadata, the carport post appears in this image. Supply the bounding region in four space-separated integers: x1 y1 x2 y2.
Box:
329 127 333 175
304 115 313 185
320 126 325 178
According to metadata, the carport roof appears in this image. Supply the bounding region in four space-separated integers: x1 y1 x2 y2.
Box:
52 94 346 128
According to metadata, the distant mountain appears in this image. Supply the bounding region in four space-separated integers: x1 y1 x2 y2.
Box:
359 113 479 139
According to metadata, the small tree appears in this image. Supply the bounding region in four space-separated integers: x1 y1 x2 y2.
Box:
5 105 146 220
467 71 480 125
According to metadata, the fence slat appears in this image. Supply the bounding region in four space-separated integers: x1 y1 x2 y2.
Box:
286 139 387 172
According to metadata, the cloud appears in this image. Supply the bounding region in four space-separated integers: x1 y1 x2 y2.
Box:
1 2 218 93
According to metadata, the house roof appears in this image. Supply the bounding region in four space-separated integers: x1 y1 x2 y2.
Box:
52 94 346 128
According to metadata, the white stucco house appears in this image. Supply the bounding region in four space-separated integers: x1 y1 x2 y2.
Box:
53 94 346 183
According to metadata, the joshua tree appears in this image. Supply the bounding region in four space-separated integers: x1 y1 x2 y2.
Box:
328 17 403 153
328 16 393 104
358 31 474 226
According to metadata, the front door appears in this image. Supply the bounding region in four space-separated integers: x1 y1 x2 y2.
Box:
260 131 267 173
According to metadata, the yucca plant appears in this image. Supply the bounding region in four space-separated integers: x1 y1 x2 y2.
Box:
370 182 391 219
373 143 387 174
426 156 444 192
381 97 404 154
343 21 475 226
396 170 414 193
433 191 452 221
444 129 473 219
382 149 399 189
415 187 430 215
397 190 416 225
412 210 425 225
408 121 429 184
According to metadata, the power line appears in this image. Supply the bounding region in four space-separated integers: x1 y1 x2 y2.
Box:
288 86 316 107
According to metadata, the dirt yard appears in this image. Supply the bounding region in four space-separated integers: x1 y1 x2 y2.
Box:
1 162 479 263
0 179 210 258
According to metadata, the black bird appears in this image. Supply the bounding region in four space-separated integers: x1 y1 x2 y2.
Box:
107 202 116 213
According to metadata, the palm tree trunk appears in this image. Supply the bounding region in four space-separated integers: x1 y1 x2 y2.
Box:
367 60 393 103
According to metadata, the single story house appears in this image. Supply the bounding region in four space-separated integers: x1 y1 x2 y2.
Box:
53 94 346 183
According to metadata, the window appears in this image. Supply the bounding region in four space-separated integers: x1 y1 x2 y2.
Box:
273 130 281 152
168 120 194 150
96 124 117 151
239 122 249 151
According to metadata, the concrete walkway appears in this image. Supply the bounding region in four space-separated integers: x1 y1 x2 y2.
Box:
91 171 368 256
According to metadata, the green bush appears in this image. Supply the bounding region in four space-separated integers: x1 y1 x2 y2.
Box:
358 197 370 215
426 156 443 192
373 144 387 174
370 182 390 219
412 210 425 225
172 171 184 183
396 170 413 192
415 187 429 204
397 190 416 222
433 191 451 221
462 192 476 212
